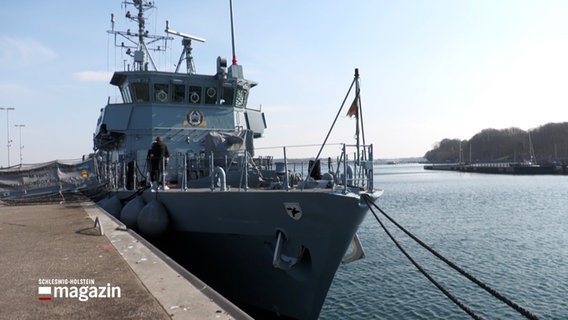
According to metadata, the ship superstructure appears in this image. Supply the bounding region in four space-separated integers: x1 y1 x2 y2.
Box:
94 0 265 186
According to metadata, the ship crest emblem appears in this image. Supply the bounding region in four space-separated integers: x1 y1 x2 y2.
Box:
183 110 207 127
283 202 303 221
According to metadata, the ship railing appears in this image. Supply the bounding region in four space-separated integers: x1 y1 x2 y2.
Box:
255 142 375 193
96 142 374 193
94 151 141 191
336 143 374 193
174 150 255 191
95 158 121 191
173 144 352 192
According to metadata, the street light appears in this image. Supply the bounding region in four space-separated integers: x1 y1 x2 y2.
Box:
14 124 25 167
0 107 15 167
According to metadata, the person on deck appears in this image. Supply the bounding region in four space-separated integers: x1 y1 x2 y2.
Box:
147 136 170 191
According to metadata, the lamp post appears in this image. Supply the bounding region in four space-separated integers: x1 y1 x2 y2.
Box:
15 124 25 167
0 107 15 167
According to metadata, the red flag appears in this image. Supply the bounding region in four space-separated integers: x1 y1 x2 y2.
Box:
346 94 359 118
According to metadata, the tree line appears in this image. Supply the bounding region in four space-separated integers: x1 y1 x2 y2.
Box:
424 122 568 164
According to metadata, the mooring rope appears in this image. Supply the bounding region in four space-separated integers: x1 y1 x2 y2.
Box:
363 195 482 319
362 194 540 320
123 185 150 202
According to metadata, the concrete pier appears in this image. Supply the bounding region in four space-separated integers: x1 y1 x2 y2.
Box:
0 200 252 320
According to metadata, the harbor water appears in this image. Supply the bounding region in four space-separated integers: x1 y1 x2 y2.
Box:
320 164 568 319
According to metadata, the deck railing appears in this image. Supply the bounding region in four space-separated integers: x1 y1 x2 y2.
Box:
97 142 374 193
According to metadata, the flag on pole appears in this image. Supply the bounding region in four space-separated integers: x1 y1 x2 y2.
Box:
346 94 359 118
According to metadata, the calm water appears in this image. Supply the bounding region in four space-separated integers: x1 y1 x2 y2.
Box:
320 164 568 319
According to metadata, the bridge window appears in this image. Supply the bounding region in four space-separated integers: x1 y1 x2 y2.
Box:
221 87 234 105
205 87 217 104
131 82 149 102
189 86 202 104
120 82 132 103
154 84 169 103
173 84 185 103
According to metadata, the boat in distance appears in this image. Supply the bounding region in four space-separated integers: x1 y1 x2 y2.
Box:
94 1 381 319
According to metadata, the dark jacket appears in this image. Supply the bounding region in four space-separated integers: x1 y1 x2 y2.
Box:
149 140 170 160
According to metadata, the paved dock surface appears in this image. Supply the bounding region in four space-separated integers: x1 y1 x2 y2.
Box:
0 200 250 320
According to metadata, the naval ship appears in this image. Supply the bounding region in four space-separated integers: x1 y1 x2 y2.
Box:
94 1 382 319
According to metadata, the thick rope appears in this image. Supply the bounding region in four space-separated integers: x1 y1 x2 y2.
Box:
363 194 540 320
365 196 482 320
123 184 150 202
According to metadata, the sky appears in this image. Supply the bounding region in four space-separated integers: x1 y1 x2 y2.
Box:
1 0 568 166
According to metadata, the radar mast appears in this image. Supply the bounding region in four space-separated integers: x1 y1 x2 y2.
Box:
108 0 172 71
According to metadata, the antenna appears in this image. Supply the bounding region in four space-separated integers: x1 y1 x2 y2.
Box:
108 1 172 71
165 21 206 43
165 21 206 74
229 0 237 65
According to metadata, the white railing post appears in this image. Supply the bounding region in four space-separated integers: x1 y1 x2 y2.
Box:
209 152 214 191
183 153 188 191
342 144 347 194
283 146 289 191
368 144 374 192
244 152 249 191
161 156 166 190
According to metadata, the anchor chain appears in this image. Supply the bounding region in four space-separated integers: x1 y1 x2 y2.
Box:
362 194 540 320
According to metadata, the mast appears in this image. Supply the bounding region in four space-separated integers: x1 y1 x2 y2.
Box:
227 0 244 78
132 0 151 71
354 68 361 163
229 0 238 65
108 1 171 72
528 131 537 164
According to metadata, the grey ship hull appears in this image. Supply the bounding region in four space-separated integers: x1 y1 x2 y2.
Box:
108 188 377 320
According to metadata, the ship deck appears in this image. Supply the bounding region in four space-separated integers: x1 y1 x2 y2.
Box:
138 184 369 194
0 200 252 320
